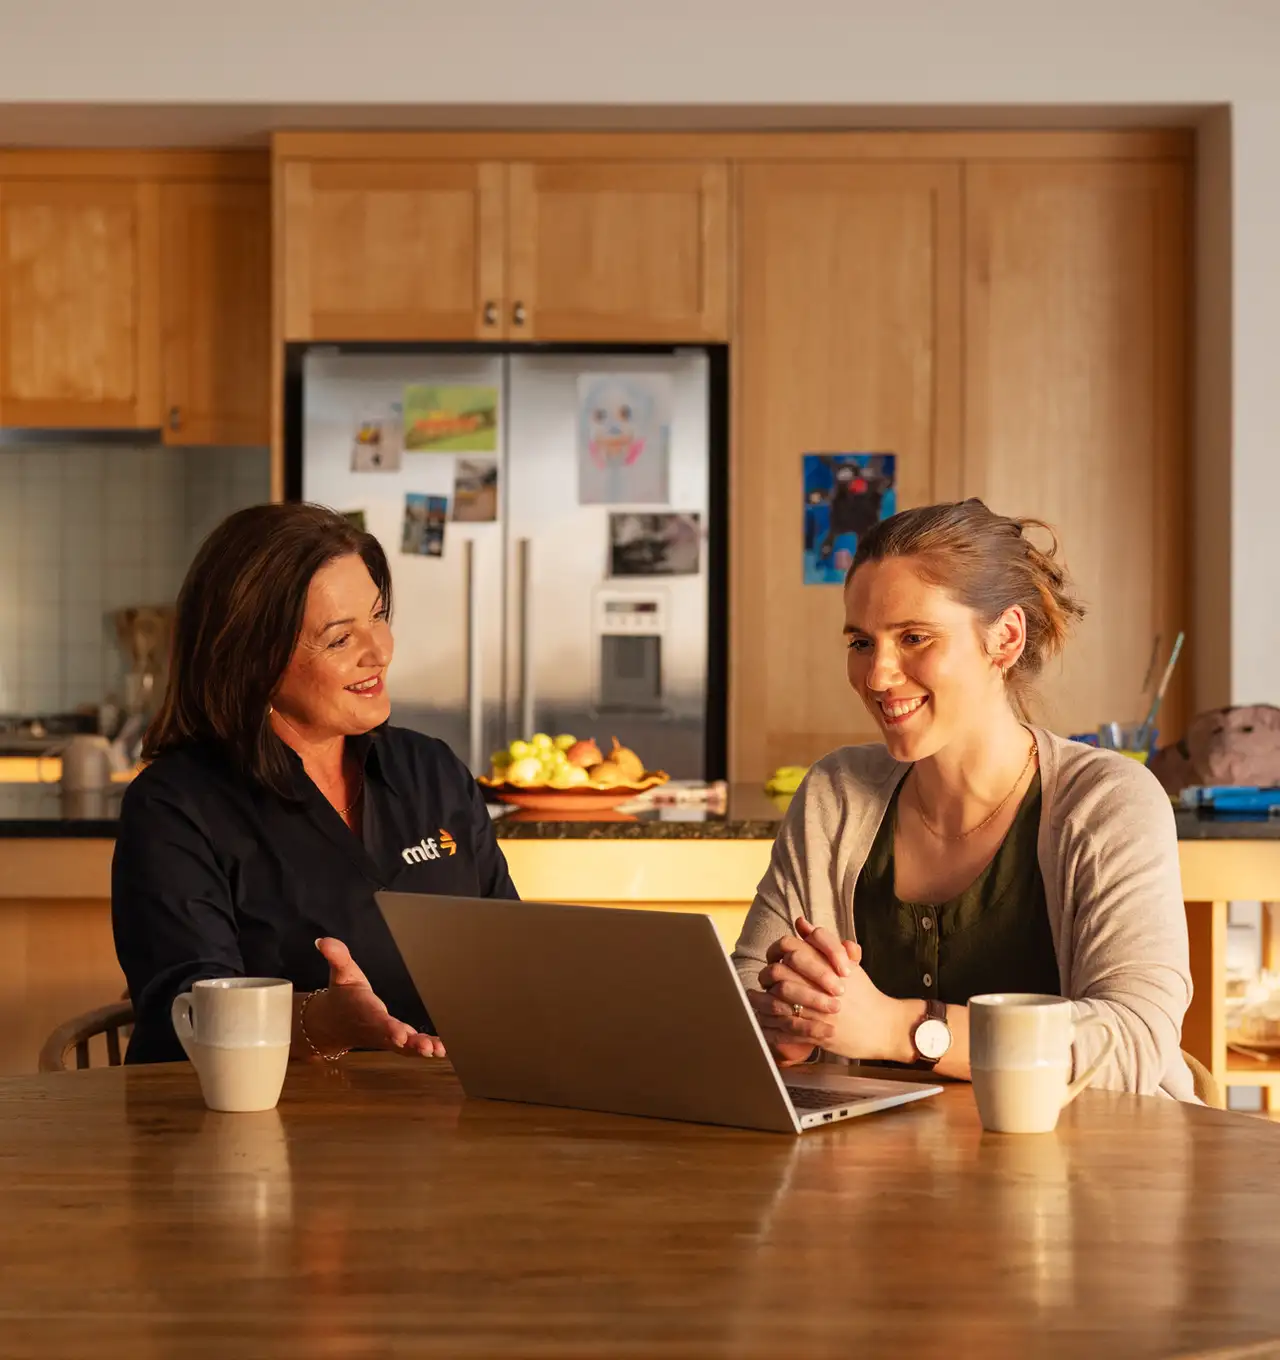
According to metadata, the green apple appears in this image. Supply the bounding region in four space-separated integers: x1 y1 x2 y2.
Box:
490 748 513 769
554 733 577 750
531 732 554 752
508 739 532 759
549 764 590 789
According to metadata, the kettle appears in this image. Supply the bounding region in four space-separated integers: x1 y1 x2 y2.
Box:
38 734 115 793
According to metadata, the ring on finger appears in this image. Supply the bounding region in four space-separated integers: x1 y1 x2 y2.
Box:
791 1002 803 1018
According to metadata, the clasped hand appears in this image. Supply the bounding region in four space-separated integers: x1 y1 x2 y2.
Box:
748 917 902 1067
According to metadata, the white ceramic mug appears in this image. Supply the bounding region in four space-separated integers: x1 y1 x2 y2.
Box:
969 993 1116 1134
171 978 293 1113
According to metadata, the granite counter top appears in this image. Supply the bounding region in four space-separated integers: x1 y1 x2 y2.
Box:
0 784 125 838
1 778 1278 842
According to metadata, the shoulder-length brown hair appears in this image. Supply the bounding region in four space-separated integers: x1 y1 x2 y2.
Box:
145 503 393 798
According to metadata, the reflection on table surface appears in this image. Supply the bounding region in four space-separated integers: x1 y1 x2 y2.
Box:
0 1054 1278 1357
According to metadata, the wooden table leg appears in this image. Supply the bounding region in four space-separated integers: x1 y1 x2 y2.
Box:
1261 903 1277 1114
1183 900 1228 1096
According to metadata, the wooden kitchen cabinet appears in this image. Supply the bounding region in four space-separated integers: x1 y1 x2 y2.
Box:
275 144 729 343
161 179 271 445
505 160 729 341
731 144 1190 784
962 159 1189 740
0 177 161 428
279 159 507 341
732 162 963 782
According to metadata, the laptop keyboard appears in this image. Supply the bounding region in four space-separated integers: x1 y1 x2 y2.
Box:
785 1085 869 1110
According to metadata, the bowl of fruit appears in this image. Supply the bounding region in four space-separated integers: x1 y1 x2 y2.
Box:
479 734 668 812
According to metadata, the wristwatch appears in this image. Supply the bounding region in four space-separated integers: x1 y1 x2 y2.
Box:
910 998 952 1069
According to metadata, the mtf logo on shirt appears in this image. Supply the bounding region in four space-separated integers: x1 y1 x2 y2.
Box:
401 830 456 865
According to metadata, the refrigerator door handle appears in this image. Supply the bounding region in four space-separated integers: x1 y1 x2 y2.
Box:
465 538 483 774
517 536 534 737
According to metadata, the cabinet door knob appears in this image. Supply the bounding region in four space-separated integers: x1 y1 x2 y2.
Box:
483 301 498 327
512 301 526 327
168 406 182 432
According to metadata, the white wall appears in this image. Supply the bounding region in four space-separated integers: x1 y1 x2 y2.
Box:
1 0 1277 104
1 0 1276 706
1229 101 1280 707
1193 109 1233 713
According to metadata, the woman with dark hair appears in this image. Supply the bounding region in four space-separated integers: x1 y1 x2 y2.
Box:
734 499 1196 1099
112 503 518 1065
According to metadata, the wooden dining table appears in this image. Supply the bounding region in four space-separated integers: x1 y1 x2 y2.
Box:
2 1055 1279 1359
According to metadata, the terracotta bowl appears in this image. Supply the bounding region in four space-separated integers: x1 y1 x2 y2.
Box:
478 771 668 812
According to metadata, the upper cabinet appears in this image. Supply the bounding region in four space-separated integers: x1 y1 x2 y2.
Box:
0 152 270 442
276 144 730 343
279 159 506 342
160 178 271 445
0 177 160 428
505 161 728 341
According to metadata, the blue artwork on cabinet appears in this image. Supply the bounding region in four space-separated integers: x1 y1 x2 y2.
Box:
802 453 897 585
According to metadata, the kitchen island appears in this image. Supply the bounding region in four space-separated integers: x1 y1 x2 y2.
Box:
2 782 1278 1099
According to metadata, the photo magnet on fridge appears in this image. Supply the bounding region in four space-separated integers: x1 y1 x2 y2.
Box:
403 386 498 453
608 512 701 577
401 493 448 557
451 457 499 523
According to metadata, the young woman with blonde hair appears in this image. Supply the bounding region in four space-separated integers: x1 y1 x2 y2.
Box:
734 499 1194 1099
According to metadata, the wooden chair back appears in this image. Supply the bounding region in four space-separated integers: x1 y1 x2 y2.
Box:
1182 1049 1225 1109
38 1002 135 1073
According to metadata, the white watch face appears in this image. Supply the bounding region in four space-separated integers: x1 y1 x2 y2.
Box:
914 1017 952 1061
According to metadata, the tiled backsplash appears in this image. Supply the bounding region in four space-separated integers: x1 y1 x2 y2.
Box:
0 441 271 715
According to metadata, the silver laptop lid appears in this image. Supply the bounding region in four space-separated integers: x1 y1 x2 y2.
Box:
376 893 802 1133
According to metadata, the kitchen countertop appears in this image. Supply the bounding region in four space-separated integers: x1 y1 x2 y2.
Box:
1 780 1277 841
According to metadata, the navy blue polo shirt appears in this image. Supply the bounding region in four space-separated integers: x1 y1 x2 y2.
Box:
111 726 518 1064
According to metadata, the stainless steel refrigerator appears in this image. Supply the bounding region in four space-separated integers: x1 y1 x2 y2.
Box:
288 346 726 780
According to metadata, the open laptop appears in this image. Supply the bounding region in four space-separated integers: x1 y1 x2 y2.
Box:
375 893 941 1134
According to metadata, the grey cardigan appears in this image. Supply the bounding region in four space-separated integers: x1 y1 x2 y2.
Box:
732 727 1196 1101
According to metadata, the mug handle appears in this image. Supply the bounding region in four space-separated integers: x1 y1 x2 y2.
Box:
1061 1014 1116 1109
170 992 197 1061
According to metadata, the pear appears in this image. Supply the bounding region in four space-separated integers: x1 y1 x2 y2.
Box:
587 760 626 788
566 738 603 769
609 736 645 783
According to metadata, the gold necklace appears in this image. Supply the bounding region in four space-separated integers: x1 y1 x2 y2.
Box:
339 769 364 817
911 740 1037 842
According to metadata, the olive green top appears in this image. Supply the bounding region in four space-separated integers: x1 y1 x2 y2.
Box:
852 772 1060 1006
